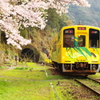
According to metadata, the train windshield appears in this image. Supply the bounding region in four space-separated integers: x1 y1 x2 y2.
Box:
89 29 99 48
78 35 85 47
63 28 74 47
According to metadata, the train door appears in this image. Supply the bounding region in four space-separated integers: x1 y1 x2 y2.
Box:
89 28 100 71
89 29 99 48
78 35 86 47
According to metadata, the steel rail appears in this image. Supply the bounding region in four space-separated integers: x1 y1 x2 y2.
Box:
87 77 100 84
74 79 100 96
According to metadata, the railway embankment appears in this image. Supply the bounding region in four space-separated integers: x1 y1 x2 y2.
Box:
0 62 100 100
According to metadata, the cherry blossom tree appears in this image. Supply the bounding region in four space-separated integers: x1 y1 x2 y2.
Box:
0 0 90 49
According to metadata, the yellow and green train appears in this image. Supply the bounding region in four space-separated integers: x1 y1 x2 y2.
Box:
51 25 100 75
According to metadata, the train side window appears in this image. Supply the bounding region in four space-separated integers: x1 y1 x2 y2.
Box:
78 35 85 47
63 28 74 47
89 29 99 48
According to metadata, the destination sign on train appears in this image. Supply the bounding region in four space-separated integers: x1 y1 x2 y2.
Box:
91 31 98 34
65 30 73 33
78 27 86 30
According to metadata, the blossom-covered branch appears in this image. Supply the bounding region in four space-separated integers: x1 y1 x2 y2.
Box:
0 0 90 49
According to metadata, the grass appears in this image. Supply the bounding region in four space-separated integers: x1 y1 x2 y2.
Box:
53 79 100 100
0 66 8 69
0 80 52 100
0 62 99 100
0 62 66 100
52 79 75 100
0 70 47 80
0 62 65 80
88 73 100 79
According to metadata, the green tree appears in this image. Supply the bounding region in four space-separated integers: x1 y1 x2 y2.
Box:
47 8 60 31
46 8 72 32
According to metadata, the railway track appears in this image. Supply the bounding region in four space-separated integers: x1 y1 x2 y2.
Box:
48 68 100 98
74 77 100 96
95 78 100 83
87 77 100 84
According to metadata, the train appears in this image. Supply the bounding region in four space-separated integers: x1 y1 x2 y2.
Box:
50 25 100 76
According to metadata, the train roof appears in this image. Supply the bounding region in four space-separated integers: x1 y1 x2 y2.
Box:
61 25 100 30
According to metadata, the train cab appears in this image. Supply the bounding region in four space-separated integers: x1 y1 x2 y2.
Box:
51 25 100 75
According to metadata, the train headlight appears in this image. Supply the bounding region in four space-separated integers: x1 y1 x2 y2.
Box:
92 64 97 70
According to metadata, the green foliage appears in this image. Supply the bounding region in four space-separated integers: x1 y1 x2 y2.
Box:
47 8 60 31
58 13 69 30
46 8 72 31
5 49 9 55
68 0 100 27
20 28 28 38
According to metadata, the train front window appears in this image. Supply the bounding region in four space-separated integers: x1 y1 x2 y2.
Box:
78 35 85 47
89 29 99 48
63 28 74 47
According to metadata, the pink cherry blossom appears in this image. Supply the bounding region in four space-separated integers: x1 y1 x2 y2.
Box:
0 0 90 49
